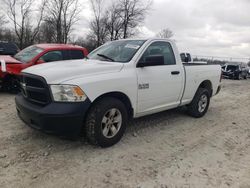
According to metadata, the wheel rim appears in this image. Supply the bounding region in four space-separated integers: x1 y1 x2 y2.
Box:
101 108 122 138
198 94 208 113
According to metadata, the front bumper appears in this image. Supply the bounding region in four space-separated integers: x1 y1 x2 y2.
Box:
15 94 91 137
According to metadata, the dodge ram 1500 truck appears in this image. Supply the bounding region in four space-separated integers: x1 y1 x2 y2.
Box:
15 38 222 147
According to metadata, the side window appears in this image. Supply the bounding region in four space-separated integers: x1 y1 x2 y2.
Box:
70 50 84 59
40 51 63 62
140 41 176 65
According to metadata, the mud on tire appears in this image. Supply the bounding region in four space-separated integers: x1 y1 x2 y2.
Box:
85 97 128 148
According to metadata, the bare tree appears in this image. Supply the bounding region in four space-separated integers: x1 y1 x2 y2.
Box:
89 0 109 47
3 0 47 48
0 14 7 26
30 0 47 44
73 35 97 52
89 0 151 47
4 0 32 48
104 4 123 41
0 14 7 40
45 0 80 44
62 0 79 43
1 29 17 42
37 21 56 43
117 0 151 39
157 28 174 38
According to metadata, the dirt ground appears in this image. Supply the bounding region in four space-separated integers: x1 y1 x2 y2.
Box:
0 79 250 188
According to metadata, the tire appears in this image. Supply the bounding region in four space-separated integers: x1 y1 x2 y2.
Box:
187 88 210 118
85 97 128 148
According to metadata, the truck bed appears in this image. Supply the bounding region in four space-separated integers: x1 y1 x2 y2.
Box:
181 64 221 105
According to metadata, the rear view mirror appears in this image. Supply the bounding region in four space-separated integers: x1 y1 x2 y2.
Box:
137 55 165 67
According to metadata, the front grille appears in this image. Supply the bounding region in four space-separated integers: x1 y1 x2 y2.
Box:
20 74 51 106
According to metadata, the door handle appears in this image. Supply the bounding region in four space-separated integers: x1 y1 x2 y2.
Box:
171 71 180 75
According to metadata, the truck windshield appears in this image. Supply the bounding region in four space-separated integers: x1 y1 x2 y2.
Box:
88 40 146 63
14 46 43 63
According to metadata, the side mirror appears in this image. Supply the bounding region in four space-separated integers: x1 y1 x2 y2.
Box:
180 53 192 63
180 53 186 62
36 59 45 64
186 53 192 62
137 55 165 68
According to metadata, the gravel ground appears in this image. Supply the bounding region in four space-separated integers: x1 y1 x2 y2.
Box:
0 79 250 188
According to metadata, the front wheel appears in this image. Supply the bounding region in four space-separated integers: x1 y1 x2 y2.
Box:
187 88 210 118
85 97 128 148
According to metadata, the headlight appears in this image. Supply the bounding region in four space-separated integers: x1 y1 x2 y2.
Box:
50 85 87 102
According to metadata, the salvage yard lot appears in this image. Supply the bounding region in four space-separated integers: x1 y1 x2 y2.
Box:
0 79 250 188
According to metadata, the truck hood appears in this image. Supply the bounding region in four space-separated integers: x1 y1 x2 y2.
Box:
22 59 124 84
0 55 22 64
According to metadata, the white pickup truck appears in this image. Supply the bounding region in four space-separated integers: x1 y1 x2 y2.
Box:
16 38 222 147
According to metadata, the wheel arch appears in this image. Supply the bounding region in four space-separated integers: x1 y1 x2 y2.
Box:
91 91 134 119
197 80 213 97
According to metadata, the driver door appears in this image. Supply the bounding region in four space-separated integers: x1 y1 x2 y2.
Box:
136 41 184 116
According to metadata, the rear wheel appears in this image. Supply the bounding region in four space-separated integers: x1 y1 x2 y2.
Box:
85 97 128 147
187 88 210 118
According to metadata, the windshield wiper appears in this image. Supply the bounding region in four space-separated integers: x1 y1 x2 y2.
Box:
97 54 114 62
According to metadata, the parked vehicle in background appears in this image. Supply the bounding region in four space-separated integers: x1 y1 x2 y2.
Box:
247 67 250 78
0 44 88 92
222 63 248 80
180 53 207 64
16 38 222 147
0 41 19 56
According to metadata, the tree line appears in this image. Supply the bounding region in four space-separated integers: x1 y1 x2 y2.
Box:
0 0 174 51
0 0 79 49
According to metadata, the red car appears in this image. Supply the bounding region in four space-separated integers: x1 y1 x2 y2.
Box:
0 44 88 91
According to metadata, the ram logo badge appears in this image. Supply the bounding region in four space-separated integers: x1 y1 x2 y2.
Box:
139 83 149 90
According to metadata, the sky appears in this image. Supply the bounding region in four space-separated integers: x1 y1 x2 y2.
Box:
76 0 250 61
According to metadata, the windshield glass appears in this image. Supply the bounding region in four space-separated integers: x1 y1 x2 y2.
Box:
88 40 146 63
14 46 43 63
227 65 238 71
